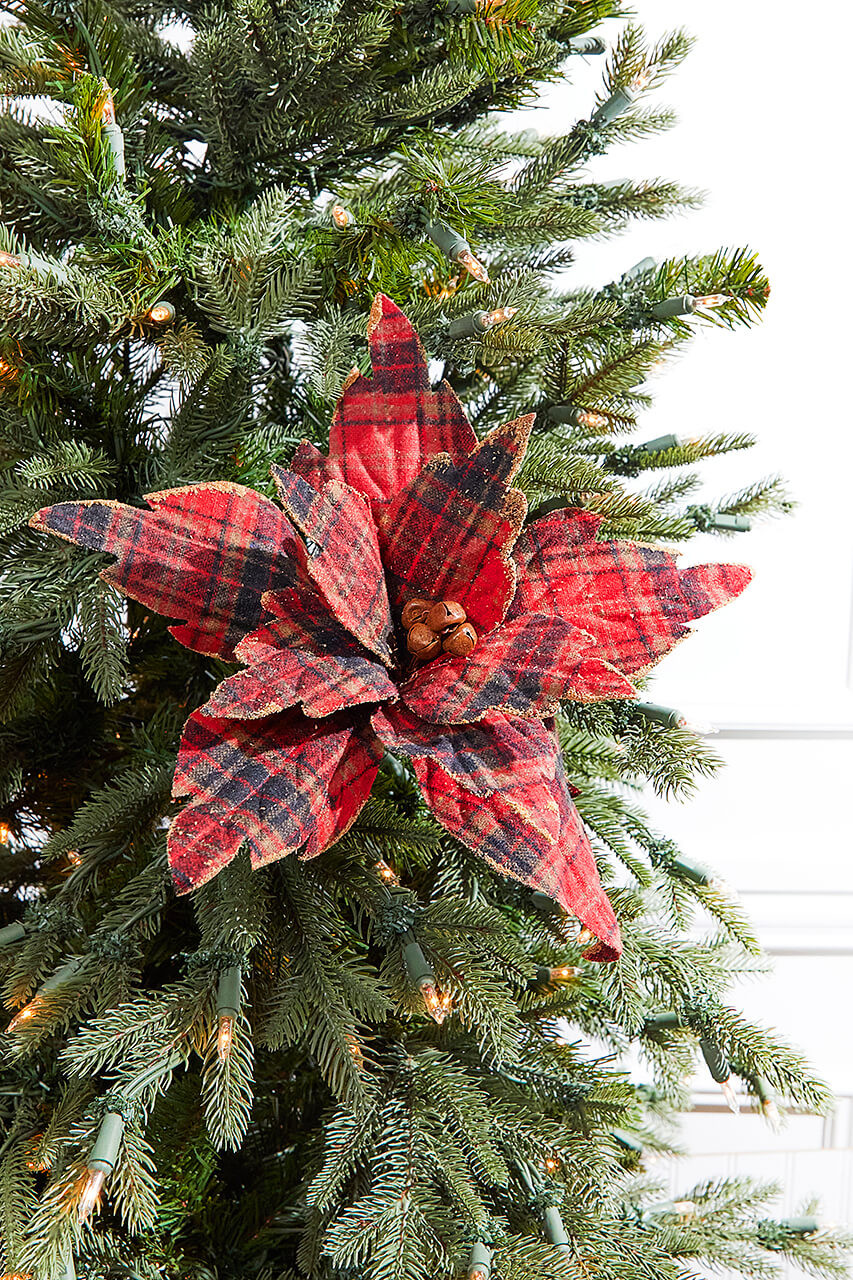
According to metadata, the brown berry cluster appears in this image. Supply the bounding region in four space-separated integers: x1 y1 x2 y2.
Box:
401 598 477 661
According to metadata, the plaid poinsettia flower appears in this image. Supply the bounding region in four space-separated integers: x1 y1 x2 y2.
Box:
30 295 750 961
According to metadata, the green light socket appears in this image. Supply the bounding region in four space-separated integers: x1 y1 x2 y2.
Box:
0 921 26 949
543 1205 570 1247
216 964 242 1019
88 1111 125 1175
651 295 696 319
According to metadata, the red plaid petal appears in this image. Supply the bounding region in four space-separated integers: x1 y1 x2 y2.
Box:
270 470 394 665
402 614 635 725
168 709 383 892
290 439 339 489
376 416 533 633
371 702 559 795
29 483 304 661
203 589 397 721
511 508 752 674
412 752 621 960
298 294 479 505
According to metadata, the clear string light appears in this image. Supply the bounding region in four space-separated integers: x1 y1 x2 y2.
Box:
375 858 399 884
330 203 353 229
453 246 490 284
146 301 175 323
215 964 243 1064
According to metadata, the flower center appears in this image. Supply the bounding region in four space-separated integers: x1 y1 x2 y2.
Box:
401 598 477 662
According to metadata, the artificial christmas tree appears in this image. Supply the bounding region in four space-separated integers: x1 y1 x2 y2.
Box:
0 3 849 1280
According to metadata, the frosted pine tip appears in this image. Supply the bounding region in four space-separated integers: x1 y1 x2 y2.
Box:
330 203 352 229
147 300 175 324
375 858 399 884
453 247 490 284
419 982 452 1025
720 1077 740 1114
0 251 22 270
693 293 729 309
6 999 41 1033
216 1013 235 1063
77 1167 106 1224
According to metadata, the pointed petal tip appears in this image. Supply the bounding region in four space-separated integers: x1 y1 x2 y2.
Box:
581 934 622 963
678 561 754 617
367 292 405 336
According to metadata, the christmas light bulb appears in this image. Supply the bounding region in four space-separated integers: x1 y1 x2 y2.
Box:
576 927 594 948
550 966 581 981
375 858 399 884
77 1167 106 1223
678 716 717 736
761 1097 782 1132
7 998 42 1032
576 408 608 429
720 1076 740 1114
453 247 490 284
215 963 242 1063
544 1156 560 1172
216 1013 235 1063
330 203 352 229
67 849 82 867
419 982 451 1024
0 251 22 269
0 1271 33 1279
482 306 517 327
345 1033 364 1064
98 81 125 178
147 301 175 323
671 1200 698 1222
0 821 9 841
468 1270 488 1280
632 70 651 91
693 293 728 309
99 87 116 125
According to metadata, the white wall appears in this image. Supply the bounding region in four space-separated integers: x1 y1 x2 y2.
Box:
516 0 853 1240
